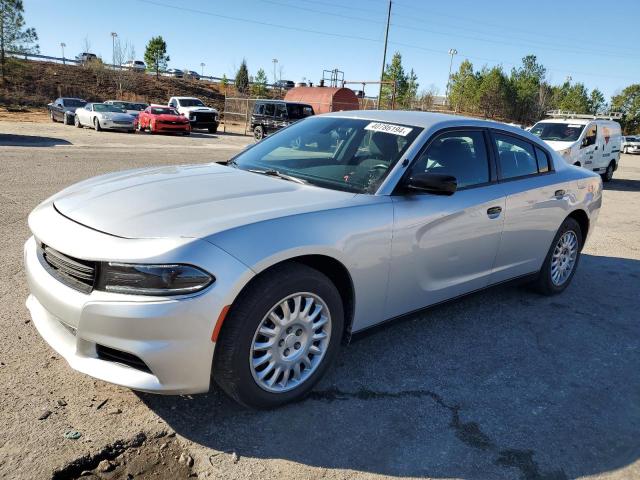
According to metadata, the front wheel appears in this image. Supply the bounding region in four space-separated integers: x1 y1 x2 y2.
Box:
208 126 218 134
50 111 56 122
93 117 101 131
254 125 264 141
74 115 82 128
601 162 615 182
532 217 582 295
213 263 344 409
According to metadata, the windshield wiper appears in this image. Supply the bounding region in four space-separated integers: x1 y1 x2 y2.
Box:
248 169 307 184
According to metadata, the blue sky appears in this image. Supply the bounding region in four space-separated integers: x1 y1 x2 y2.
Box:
24 0 639 99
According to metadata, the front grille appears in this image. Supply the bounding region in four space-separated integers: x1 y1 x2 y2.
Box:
96 344 151 373
113 120 132 125
192 112 216 123
39 243 97 293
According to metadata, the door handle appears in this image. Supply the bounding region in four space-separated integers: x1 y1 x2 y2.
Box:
487 206 502 217
554 189 566 198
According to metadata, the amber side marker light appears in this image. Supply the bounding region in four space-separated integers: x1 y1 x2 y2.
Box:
211 305 230 342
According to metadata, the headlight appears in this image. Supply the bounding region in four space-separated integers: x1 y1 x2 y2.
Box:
102 114 113 120
98 263 214 295
560 148 572 159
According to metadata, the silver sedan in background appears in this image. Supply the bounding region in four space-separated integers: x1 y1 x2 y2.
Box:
24 111 602 408
74 103 136 132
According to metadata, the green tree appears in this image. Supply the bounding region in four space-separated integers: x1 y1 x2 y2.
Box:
235 59 249 95
448 59 478 113
475 66 511 119
552 81 590 113
380 51 408 108
144 36 169 78
0 0 38 80
510 55 546 124
251 67 268 97
588 88 606 115
611 84 640 134
401 68 419 108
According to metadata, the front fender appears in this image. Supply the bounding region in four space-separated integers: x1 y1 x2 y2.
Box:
205 200 394 332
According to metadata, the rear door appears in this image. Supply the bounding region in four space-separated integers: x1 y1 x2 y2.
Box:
386 128 506 318
489 131 570 282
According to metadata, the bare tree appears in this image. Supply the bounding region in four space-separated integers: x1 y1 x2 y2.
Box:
112 38 136 96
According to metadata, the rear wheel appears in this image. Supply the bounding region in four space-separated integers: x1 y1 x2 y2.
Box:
213 263 344 409
532 217 582 295
254 125 264 141
601 162 615 182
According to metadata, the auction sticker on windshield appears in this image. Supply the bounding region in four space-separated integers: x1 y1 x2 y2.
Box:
365 122 413 136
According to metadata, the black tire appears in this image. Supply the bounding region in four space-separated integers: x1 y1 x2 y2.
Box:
208 126 218 134
183 130 191 136
50 111 56 122
601 161 615 182
254 125 264 141
93 117 101 131
213 263 344 409
532 217 582 295
136 121 143 133
623 147 628 154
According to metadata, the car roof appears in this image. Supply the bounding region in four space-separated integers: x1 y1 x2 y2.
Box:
323 110 521 130
61 97 85 101
172 96 201 100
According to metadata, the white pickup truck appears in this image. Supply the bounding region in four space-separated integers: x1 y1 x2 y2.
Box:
168 97 219 133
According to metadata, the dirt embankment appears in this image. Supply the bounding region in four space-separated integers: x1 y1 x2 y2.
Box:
0 59 226 111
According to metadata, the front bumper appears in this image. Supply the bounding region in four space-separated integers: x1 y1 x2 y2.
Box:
156 122 191 132
23 206 254 394
102 120 135 131
626 146 640 154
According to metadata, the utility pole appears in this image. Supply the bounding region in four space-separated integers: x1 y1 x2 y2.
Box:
377 0 392 109
110 32 118 68
60 43 66 65
272 58 278 84
445 48 457 102
200 62 205 77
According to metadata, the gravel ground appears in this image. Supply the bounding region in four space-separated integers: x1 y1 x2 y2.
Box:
1 120 639 480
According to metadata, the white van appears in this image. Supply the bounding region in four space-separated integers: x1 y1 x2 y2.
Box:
529 111 622 181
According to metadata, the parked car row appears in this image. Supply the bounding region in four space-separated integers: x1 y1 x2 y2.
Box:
622 135 640 154
47 96 220 134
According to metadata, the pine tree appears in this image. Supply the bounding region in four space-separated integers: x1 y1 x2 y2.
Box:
144 36 169 79
380 52 408 108
0 0 38 80
235 59 249 95
251 68 268 97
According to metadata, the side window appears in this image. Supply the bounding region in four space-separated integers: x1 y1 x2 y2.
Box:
256 103 265 115
410 130 490 189
494 133 538 179
582 124 597 148
535 147 550 173
264 103 275 117
275 103 287 119
169 99 177 108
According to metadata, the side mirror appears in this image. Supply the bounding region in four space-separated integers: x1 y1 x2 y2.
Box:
405 173 457 196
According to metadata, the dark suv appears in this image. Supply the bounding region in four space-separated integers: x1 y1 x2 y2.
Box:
251 100 314 140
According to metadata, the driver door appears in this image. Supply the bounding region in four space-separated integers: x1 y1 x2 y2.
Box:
386 129 505 319
578 123 597 168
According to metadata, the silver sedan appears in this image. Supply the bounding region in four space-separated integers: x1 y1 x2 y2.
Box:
74 103 135 132
24 111 602 408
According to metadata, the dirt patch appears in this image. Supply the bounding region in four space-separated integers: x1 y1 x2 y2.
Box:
52 432 195 480
0 107 48 122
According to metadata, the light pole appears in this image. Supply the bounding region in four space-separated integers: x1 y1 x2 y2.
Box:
200 62 205 77
272 58 278 84
60 43 66 65
110 32 118 68
445 48 457 102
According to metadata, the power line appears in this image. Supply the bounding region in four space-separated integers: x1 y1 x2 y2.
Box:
133 0 638 82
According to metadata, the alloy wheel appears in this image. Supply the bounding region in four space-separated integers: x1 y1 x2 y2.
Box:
250 292 331 393
550 230 578 286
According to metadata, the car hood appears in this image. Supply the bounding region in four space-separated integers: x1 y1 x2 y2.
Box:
180 106 218 113
154 114 188 122
543 140 575 151
52 163 356 239
98 112 134 121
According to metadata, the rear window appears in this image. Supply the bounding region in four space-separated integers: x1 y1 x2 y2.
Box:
287 104 314 119
495 134 538 179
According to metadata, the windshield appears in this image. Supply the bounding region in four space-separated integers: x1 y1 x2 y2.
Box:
287 104 314 120
231 117 422 193
63 99 86 107
94 104 125 113
179 99 205 107
151 107 179 115
530 122 585 142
